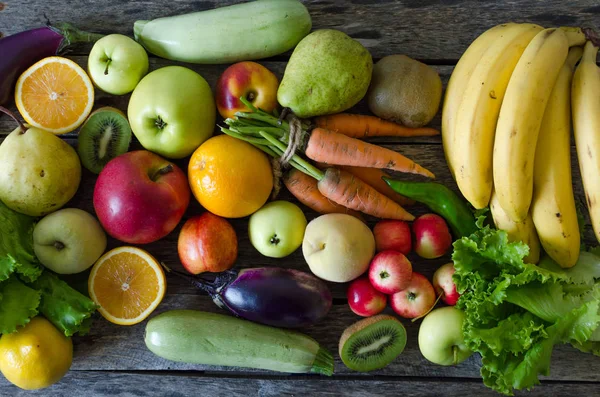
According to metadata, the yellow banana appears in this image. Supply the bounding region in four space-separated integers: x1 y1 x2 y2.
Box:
572 40 600 244
531 47 582 268
441 23 516 179
492 27 586 222
490 190 540 264
453 23 543 209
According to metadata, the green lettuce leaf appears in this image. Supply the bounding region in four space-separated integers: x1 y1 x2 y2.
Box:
0 200 42 282
0 276 41 334
31 272 98 337
453 225 600 395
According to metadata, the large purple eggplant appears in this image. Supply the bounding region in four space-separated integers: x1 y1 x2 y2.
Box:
0 23 103 105
167 266 332 328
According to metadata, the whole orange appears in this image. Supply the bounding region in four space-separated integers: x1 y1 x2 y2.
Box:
188 135 273 218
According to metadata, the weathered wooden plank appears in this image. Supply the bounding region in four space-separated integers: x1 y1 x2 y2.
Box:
68 294 600 383
1 0 599 60
0 56 450 142
3 371 599 397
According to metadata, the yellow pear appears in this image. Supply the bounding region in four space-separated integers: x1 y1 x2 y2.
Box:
0 112 81 216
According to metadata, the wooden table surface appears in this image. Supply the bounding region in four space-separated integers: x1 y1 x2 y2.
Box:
1 1 600 396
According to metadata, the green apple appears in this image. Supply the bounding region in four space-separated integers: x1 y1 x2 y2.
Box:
128 66 216 159
88 34 149 95
418 306 473 366
248 201 307 258
33 208 107 274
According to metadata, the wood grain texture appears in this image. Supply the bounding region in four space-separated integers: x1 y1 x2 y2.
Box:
1 0 599 60
68 294 600 383
2 371 599 397
2 1 600 394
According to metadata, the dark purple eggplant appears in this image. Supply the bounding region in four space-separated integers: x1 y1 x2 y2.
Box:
0 23 103 105
167 266 332 328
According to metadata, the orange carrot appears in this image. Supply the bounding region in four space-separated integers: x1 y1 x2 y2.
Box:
305 128 435 178
338 166 415 206
314 113 439 139
283 168 363 219
318 168 414 221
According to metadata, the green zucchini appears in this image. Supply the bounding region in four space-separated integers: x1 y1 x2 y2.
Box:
133 0 312 64
144 310 334 375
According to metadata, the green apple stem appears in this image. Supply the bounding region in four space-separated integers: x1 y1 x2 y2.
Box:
453 345 459 365
104 58 112 75
0 106 26 134
411 292 443 323
150 164 173 181
53 241 65 250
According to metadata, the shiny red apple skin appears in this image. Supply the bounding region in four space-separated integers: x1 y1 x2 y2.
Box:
93 150 190 244
368 250 412 294
216 61 279 119
178 212 238 274
373 220 412 254
433 262 460 306
347 277 387 317
413 214 453 259
390 272 436 319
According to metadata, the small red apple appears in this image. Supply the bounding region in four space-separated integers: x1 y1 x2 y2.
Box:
413 214 452 259
178 213 238 274
93 150 190 244
433 262 460 306
390 272 436 319
347 277 387 317
373 220 411 254
368 250 412 294
215 61 279 119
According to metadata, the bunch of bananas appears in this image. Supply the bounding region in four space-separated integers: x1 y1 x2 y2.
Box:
442 23 600 268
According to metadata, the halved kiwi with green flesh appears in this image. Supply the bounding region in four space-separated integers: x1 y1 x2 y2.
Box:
339 315 407 372
77 107 131 174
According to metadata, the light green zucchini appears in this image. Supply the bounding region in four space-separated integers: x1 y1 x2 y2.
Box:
133 0 312 64
144 310 334 375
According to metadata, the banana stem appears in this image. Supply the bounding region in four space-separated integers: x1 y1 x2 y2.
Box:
583 28 600 47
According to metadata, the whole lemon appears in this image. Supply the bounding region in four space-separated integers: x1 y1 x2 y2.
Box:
0 317 73 390
188 135 273 218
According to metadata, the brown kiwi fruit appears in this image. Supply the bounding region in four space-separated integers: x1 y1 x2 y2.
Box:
339 315 407 372
77 107 131 174
367 55 442 128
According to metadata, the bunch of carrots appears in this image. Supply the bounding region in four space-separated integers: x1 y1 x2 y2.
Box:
221 99 437 221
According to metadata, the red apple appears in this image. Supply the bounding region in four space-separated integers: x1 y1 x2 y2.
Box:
347 277 387 317
178 213 238 274
373 220 411 254
433 262 460 306
93 150 190 244
390 272 436 319
413 214 452 259
215 61 279 119
368 250 412 294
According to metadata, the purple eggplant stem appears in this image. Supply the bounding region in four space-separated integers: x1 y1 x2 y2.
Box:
0 22 103 105
161 264 332 328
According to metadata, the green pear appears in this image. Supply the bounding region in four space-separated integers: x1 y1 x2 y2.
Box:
277 29 373 118
0 118 81 216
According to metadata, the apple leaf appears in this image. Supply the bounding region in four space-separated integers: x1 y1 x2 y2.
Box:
0 276 41 334
31 271 98 337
